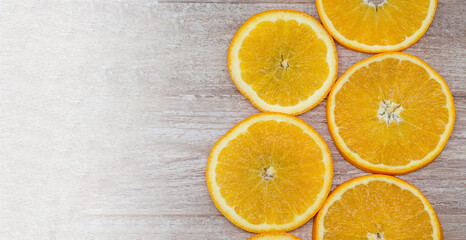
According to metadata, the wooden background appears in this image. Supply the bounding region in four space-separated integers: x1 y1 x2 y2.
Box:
0 1 464 239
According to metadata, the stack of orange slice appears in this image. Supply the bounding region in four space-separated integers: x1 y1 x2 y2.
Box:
206 1 454 239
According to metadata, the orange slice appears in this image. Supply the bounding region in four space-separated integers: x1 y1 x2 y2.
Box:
249 232 302 240
316 0 437 53
228 10 338 115
327 52 455 175
313 174 443 240
206 113 333 232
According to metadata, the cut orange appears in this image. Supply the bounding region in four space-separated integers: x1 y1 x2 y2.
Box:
313 174 443 240
249 232 301 240
316 0 437 53
327 52 455 175
228 10 338 115
206 113 333 232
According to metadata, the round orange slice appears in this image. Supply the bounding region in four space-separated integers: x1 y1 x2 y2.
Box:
316 0 437 53
206 113 333 232
249 232 301 240
228 10 338 115
313 174 443 240
327 52 455 175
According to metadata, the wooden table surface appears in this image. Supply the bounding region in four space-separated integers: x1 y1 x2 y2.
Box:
1 1 464 239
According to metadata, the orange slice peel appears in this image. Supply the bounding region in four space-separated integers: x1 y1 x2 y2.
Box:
207 113 333 232
313 174 443 239
228 10 338 115
327 52 455 175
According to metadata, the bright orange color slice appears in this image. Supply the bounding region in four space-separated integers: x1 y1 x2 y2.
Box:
206 113 333 232
313 174 443 240
316 0 437 53
327 52 455 175
249 232 302 240
228 10 338 115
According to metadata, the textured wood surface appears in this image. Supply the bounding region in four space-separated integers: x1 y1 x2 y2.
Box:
0 1 464 239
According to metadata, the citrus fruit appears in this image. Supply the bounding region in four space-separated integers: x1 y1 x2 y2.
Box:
313 174 443 240
249 232 301 240
228 10 338 115
327 52 455 175
206 113 333 232
316 0 437 53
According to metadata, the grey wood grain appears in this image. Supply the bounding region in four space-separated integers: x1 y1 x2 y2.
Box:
0 1 464 239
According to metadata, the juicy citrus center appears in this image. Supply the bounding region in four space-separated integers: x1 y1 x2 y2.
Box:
334 57 449 166
215 120 325 225
363 0 387 10
377 99 403 124
367 232 384 240
238 19 329 106
262 166 276 181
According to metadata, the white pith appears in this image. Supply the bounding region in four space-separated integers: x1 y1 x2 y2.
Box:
367 232 384 240
262 166 276 181
363 0 387 9
377 99 403 125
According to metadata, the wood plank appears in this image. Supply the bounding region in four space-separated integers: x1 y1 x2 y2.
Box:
70 214 466 239
159 0 315 2
72 214 466 239
159 0 461 3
